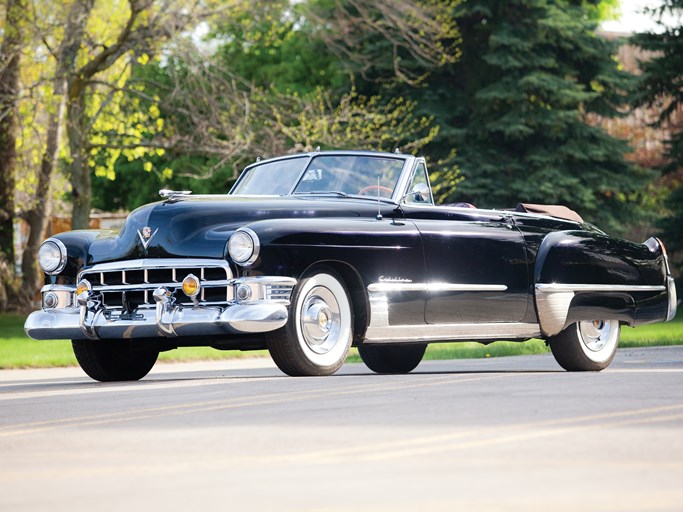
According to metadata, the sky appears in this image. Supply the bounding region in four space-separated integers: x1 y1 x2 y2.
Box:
600 0 681 33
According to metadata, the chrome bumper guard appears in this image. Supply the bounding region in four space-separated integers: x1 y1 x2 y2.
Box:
25 276 296 341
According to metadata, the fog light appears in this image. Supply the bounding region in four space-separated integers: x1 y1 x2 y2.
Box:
43 292 59 309
236 284 252 302
182 274 201 298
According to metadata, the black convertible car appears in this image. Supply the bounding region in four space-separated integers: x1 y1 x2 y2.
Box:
25 150 677 381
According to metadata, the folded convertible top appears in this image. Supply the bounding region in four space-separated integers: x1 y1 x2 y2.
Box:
515 203 584 223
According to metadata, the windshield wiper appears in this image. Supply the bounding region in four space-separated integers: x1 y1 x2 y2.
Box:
293 191 348 197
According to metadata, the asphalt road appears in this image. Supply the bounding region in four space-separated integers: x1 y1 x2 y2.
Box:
1 346 682 512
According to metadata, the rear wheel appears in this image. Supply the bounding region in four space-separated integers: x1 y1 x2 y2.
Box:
548 320 620 371
72 339 159 382
358 344 426 374
266 271 353 376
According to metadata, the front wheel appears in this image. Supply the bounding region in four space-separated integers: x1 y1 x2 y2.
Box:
358 344 426 374
72 339 159 382
266 271 353 376
548 320 620 371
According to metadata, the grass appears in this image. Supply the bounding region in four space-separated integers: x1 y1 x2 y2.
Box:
1 312 681 370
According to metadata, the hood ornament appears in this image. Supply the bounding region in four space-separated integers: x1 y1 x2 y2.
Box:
137 226 159 249
159 189 192 202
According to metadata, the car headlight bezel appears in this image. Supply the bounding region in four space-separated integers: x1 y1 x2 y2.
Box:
227 228 260 266
38 238 68 275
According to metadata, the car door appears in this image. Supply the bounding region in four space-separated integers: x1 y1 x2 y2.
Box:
403 206 530 324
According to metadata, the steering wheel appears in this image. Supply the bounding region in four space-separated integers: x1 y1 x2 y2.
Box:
357 185 393 196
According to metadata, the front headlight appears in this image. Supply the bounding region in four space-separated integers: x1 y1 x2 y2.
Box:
227 228 260 266
38 238 67 275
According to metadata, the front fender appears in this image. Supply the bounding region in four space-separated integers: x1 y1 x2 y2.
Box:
47 230 117 285
236 217 425 285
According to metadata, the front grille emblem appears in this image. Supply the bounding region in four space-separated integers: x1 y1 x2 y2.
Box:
137 226 158 249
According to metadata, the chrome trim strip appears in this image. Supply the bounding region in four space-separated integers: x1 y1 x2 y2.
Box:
78 258 234 278
364 322 541 343
535 284 666 293
368 282 508 293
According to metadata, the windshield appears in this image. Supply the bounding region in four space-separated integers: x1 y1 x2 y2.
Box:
231 154 406 198
231 157 308 195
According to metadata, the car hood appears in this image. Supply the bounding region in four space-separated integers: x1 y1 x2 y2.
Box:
86 196 367 264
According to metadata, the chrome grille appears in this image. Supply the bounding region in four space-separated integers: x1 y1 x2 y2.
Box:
78 259 234 308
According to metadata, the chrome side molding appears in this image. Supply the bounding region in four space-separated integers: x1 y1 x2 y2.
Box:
367 282 508 293
366 283 538 342
364 321 541 343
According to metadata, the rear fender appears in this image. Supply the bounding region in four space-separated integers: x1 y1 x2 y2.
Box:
534 231 670 336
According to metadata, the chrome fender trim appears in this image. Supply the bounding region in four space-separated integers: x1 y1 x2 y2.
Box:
534 287 574 337
534 283 668 337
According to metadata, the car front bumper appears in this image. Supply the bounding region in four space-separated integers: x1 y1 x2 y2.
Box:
25 276 296 341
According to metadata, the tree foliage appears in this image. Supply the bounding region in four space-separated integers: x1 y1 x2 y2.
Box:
629 0 683 269
91 0 459 208
409 0 648 233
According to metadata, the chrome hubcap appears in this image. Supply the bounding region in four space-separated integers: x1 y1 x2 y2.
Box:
578 320 612 352
300 286 341 355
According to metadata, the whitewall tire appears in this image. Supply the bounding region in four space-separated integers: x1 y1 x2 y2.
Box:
266 271 353 376
549 320 620 371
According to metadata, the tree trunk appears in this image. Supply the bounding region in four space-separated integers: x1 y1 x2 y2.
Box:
68 79 91 230
20 92 64 301
20 0 94 301
0 0 26 310
0 48 18 267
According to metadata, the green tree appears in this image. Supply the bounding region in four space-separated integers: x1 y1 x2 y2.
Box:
409 0 647 233
630 0 683 270
213 0 347 95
